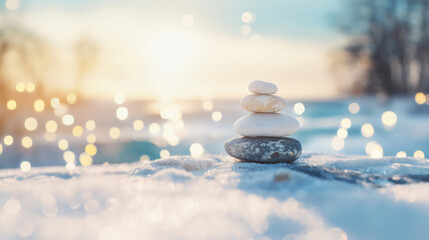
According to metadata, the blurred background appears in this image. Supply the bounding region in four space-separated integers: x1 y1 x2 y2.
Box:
0 0 428 171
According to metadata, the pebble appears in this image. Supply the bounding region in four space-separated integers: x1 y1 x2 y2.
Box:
241 94 286 113
233 113 299 137
224 137 301 163
248 80 278 95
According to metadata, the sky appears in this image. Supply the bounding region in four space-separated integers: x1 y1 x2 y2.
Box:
2 0 346 100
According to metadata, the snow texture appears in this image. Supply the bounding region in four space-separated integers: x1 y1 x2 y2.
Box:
1 153 429 240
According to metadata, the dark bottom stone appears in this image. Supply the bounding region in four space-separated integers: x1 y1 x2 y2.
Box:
224 137 302 164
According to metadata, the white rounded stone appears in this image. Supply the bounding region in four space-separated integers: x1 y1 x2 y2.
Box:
233 113 299 137
248 80 278 94
241 94 286 113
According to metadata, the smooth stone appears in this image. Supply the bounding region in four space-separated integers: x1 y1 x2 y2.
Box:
233 113 299 137
241 94 286 113
224 137 302 163
248 80 278 95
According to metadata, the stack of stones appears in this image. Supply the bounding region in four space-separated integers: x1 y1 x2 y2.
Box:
224 80 302 163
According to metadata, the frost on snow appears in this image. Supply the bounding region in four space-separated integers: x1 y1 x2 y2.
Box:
1 153 429 239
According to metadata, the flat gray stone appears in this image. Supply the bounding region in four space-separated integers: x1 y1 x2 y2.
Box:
224 137 301 164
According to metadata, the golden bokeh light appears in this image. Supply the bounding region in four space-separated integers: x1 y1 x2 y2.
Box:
340 118 352 129
20 161 31 172
26 83 36 92
58 139 69 151
4 135 13 146
50 98 60 108
72 126 83 137
361 123 374 138
66 93 77 104
365 141 383 158
16 82 25 92
348 102 360 114
45 120 58 133
140 155 150 162
173 119 184 130
7 100 17 110
381 111 397 127
34 99 45 113
241 12 253 23
149 123 160 135
331 136 345 151
109 127 121 139
212 111 222 122
21 136 32 149
24 117 38 131
396 151 407 157
85 144 97 156
160 149 170 158
79 153 93 167
415 92 426 105
133 120 144 131
414 150 425 158
337 128 348 139
294 103 305 115
114 93 125 105
190 143 204 157
116 107 128 120
66 162 76 170
63 151 75 163
5 0 20 10
86 120 96 131
202 101 213 111
87 134 96 143
62 114 74 126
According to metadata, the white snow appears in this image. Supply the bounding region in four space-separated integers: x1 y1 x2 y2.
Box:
1 153 429 240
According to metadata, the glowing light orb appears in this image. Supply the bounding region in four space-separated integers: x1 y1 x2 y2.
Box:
396 151 406 157
361 123 374 138
340 118 352 129
381 111 397 127
34 99 45 112
87 134 96 143
294 103 305 115
241 25 252 36
58 139 69 150
79 153 93 167
66 162 76 170
414 150 425 158
160 149 170 158
63 151 75 163
24 117 38 131
5 0 20 10
241 12 253 23
140 155 150 162
348 102 360 114
212 111 222 122
85 144 97 156
26 83 35 92
133 120 144 131
62 114 74 126
7 100 16 110
66 93 77 104
44 132 56 142
16 82 25 92
109 127 121 139
149 123 160 135
202 101 213 111
331 136 344 151
20 161 31 172
72 126 83 137
116 107 128 120
45 120 58 133
190 143 204 157
114 93 125 105
337 128 348 139
0 144 3 154
415 92 426 105
21 136 32 149
365 141 383 158
86 120 96 131
50 98 60 108
4 135 13 146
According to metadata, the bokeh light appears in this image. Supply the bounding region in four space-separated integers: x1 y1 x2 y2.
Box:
21 136 32 149
26 82 36 92
24 117 38 131
116 107 129 120
67 93 77 104
63 151 76 163
5 0 20 10
87 134 96 143
7 100 17 110
50 98 60 108
160 149 170 158
62 114 75 125
365 141 383 158
241 12 253 23
337 128 348 139
149 123 160 135
109 127 121 139
114 93 125 104
79 153 93 166
58 139 69 151
45 120 58 133
20 161 31 172
86 120 96 131
4 198 21 216
140 155 150 162
190 143 204 157
4 135 13 146
16 82 25 92
381 111 397 127
340 118 352 129
348 102 360 114
415 92 426 104
414 150 425 158
294 103 305 115
34 99 45 112
396 151 407 157
212 111 222 121
331 136 344 151
133 120 144 131
202 101 213 111
85 144 97 156
361 123 374 138
72 126 84 137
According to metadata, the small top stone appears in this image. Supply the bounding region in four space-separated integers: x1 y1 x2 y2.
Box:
248 80 278 95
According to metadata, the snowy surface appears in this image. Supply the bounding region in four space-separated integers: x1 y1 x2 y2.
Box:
2 153 429 240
